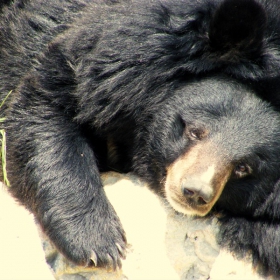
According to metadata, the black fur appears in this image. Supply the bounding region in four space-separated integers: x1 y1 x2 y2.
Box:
2 0 280 275
0 0 11 9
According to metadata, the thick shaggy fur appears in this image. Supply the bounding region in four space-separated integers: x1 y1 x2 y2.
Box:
2 0 280 275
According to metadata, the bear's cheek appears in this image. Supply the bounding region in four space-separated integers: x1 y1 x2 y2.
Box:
165 143 233 216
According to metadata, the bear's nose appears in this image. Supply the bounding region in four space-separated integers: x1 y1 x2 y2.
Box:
181 178 213 204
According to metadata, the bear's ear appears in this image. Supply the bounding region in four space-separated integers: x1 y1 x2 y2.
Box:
209 0 266 57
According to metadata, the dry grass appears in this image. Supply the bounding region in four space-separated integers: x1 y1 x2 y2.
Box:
0 91 12 186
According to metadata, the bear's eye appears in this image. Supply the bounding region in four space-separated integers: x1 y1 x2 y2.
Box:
234 163 251 178
188 128 207 140
190 129 199 139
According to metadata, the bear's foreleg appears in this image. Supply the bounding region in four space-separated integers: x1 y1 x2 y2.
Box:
5 78 126 269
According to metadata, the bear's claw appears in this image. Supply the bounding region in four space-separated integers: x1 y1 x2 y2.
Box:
90 251 98 267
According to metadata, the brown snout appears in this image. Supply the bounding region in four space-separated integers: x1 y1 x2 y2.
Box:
165 142 233 216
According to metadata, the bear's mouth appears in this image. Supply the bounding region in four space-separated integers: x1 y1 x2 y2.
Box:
166 190 214 216
172 191 208 207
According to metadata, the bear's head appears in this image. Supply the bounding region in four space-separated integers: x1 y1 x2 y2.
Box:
131 0 280 218
135 77 280 218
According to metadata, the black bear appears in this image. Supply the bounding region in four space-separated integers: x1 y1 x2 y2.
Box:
2 0 280 275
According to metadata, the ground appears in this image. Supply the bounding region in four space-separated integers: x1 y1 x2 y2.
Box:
0 173 274 280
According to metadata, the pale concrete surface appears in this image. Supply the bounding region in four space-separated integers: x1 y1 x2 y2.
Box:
0 173 272 279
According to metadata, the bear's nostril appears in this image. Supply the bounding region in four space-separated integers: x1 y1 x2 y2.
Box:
182 187 195 197
198 197 207 205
